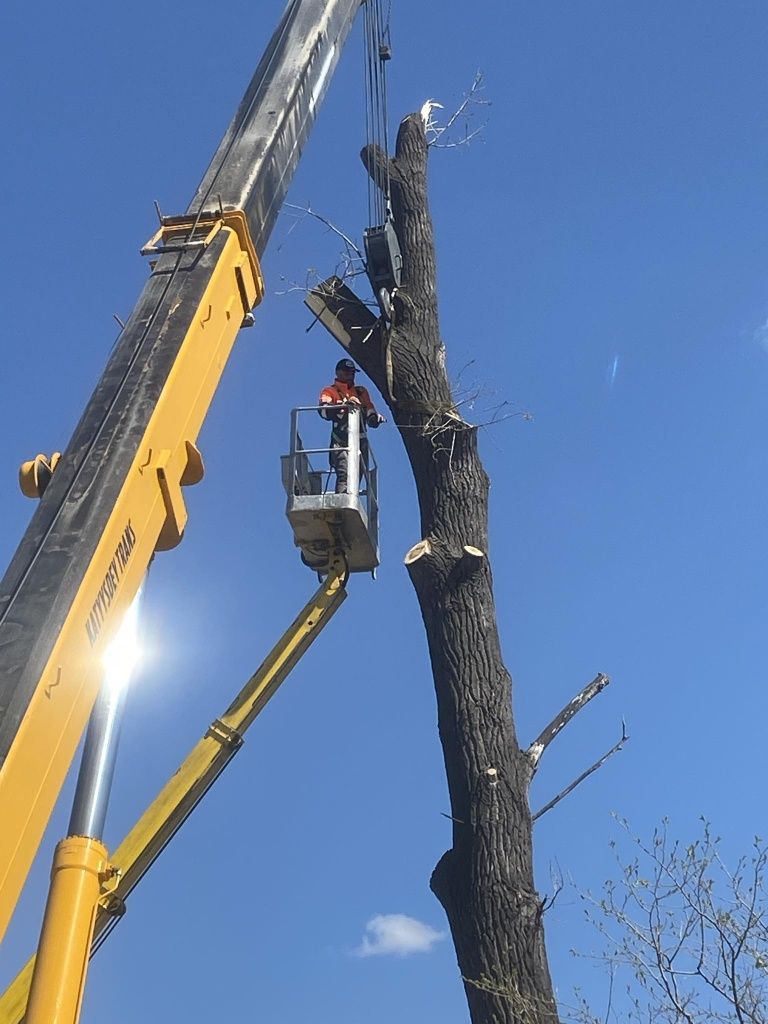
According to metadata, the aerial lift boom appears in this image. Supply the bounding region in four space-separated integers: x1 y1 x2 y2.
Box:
0 0 362 942
0 556 348 1024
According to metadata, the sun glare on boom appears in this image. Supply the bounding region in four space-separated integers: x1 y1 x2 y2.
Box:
102 590 143 694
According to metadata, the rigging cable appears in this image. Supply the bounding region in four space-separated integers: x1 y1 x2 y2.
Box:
363 0 392 227
361 0 401 322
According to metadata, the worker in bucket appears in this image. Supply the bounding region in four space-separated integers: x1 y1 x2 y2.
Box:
319 358 385 494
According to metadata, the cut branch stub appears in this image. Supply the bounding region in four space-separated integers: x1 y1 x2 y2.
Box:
360 142 398 194
446 545 486 586
404 540 484 571
404 539 440 591
460 545 485 571
404 539 433 565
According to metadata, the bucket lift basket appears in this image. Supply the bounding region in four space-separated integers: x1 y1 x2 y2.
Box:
282 405 379 573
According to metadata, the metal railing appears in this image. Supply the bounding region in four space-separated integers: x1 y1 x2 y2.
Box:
283 405 379 536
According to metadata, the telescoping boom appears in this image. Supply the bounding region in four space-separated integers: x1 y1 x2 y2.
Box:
0 0 362 944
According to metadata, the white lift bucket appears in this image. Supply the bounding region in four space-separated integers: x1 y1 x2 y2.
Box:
282 405 379 573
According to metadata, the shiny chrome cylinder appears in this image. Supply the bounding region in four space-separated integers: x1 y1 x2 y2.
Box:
346 406 361 496
69 592 142 839
68 679 128 840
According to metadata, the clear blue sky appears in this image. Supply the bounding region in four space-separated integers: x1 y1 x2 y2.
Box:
2 1 768 1020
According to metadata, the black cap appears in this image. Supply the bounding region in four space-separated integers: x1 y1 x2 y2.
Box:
336 358 357 373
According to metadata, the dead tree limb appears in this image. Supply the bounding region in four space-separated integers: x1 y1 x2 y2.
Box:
526 673 611 775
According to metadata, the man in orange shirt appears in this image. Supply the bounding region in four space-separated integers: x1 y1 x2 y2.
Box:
319 358 385 494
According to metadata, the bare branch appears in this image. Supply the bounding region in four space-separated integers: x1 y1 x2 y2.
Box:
432 125 486 150
603 967 615 1024
532 721 629 822
274 267 326 297
541 872 564 915
425 71 490 149
283 202 365 261
573 819 768 1023
274 206 370 308
526 673 611 773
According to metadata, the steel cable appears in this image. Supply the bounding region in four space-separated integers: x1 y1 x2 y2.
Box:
362 0 391 226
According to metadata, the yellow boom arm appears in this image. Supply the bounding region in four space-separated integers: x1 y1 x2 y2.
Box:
0 557 347 1024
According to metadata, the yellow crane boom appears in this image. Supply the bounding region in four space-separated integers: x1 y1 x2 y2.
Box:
0 0 362 942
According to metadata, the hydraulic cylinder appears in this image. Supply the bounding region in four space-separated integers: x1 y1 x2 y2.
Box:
24 595 138 1024
23 837 110 1024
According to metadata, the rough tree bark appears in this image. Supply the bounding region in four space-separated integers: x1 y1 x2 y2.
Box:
312 113 560 1023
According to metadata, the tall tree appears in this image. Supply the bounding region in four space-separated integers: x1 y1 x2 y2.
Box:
310 110 607 1023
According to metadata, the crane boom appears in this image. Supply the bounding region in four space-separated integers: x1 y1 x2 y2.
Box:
0 0 362 941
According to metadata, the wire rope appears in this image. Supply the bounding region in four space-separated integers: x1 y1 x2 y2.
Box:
362 0 391 227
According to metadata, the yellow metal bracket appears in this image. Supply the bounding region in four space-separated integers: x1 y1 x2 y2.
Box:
96 861 122 915
140 209 264 311
206 718 244 750
139 440 205 552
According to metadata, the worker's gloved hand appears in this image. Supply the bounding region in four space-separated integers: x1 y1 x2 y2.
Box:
367 412 386 428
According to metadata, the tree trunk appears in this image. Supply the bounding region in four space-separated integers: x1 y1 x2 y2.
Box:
314 113 559 1024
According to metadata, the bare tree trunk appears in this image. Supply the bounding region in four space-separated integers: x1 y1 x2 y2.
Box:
313 113 559 1024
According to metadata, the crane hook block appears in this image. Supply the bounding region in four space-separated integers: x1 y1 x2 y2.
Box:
364 217 402 321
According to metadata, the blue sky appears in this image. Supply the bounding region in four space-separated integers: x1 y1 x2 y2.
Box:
2 0 768 1020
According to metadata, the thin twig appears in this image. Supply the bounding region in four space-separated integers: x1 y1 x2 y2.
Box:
426 71 489 149
532 721 629 822
603 965 615 1024
432 126 486 150
284 202 365 260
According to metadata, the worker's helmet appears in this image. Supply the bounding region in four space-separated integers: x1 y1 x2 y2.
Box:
336 358 357 374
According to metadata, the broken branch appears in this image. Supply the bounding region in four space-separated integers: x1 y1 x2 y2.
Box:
526 672 610 773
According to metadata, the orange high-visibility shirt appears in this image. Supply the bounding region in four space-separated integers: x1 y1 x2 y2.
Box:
318 380 378 418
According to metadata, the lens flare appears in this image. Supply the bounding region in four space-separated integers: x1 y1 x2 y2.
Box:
102 589 143 694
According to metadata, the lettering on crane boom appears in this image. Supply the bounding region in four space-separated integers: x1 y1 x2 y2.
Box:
85 520 137 647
